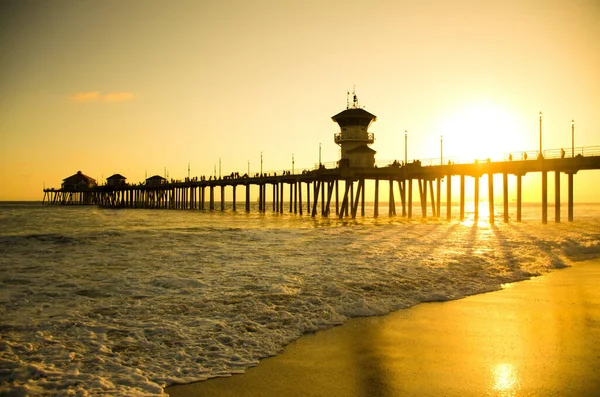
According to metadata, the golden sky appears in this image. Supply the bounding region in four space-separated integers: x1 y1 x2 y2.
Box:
1 0 599 202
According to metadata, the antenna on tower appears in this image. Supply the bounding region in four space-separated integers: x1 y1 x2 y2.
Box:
352 85 359 109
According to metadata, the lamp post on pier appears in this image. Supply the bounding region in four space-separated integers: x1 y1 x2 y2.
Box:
292 154 295 174
404 130 407 164
319 143 322 166
247 160 250 175
260 152 263 175
571 119 575 158
539 111 543 158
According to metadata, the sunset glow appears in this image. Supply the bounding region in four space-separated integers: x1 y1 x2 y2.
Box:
0 0 598 201
436 101 527 163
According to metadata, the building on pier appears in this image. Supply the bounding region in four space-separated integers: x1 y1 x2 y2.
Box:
107 174 127 187
145 175 167 186
332 93 377 168
61 171 97 190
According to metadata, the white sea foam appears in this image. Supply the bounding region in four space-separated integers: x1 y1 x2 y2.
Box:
1 202 599 395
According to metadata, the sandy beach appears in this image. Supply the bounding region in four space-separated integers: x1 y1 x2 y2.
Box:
166 259 600 396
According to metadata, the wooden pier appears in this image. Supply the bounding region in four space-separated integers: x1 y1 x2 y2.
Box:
43 149 600 223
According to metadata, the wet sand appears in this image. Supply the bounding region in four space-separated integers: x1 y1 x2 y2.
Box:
166 259 600 396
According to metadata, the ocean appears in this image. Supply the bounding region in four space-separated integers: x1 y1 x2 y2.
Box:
1 201 599 396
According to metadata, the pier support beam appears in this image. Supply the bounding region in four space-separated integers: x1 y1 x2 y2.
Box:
361 179 365 217
258 184 263 212
503 173 509 223
418 179 425 218
311 181 321 217
488 172 494 224
436 178 441 219
407 179 413 219
298 182 303 215
422 179 428 218
555 171 560 223
336 180 340 216
374 179 379 218
294 182 298 214
306 182 310 214
245 184 250 212
321 181 326 216
460 175 465 221
339 180 351 220
429 180 436 218
289 183 293 213
351 179 364 219
389 179 396 216
275 183 279 213
399 180 406 217
474 176 480 221
348 183 353 217
325 182 334 217
221 186 225 211
542 171 548 224
280 182 284 213
516 175 522 222
446 174 452 221
568 173 574 222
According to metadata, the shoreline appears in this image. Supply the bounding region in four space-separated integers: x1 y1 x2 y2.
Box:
166 259 600 396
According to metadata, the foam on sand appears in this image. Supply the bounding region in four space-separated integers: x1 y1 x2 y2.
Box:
166 259 600 396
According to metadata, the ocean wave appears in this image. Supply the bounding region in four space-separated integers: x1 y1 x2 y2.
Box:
1 206 599 396
0 233 80 246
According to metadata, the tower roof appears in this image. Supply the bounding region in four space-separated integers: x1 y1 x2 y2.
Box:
331 108 377 122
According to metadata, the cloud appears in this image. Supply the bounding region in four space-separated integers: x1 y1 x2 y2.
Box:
103 92 135 102
70 91 136 103
70 91 102 102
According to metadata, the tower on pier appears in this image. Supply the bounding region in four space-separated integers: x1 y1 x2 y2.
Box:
332 92 376 167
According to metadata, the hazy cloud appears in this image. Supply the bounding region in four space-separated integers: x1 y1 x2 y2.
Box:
70 91 102 102
103 92 135 102
70 91 135 103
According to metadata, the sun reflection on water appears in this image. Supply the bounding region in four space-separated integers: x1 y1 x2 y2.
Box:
490 363 520 396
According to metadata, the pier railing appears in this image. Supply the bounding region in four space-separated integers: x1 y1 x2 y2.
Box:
377 146 600 168
42 145 600 223
214 146 600 180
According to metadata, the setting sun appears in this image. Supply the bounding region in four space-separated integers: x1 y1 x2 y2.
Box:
435 101 527 163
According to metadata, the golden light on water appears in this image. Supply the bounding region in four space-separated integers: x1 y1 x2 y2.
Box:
459 201 494 226
491 363 520 396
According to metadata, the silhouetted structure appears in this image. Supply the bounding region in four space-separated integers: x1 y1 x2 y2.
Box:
332 92 376 168
107 174 127 187
61 171 97 190
146 175 167 186
42 99 600 223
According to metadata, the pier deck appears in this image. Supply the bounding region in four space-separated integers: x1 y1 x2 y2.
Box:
42 150 600 223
